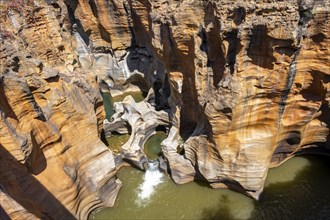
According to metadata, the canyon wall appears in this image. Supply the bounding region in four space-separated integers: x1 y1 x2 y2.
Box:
67 0 329 198
0 0 329 218
0 1 121 219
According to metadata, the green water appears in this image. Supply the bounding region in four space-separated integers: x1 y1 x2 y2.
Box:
102 91 145 152
101 91 145 121
90 155 330 220
144 132 167 160
106 134 130 154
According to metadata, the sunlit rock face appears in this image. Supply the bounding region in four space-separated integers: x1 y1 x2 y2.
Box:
67 0 329 199
0 0 329 218
0 1 120 219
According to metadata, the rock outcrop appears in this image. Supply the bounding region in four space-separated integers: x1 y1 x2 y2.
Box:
65 0 329 199
0 0 329 218
104 93 169 169
0 1 121 219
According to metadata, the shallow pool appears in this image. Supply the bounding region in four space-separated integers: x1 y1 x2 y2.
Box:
102 91 145 152
144 132 167 160
101 91 145 121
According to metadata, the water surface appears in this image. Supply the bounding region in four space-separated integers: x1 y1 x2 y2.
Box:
98 92 330 220
106 134 130 154
102 91 145 121
144 132 167 160
90 155 330 220
102 91 145 152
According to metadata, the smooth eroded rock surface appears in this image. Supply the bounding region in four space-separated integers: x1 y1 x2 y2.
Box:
0 1 121 219
0 0 329 218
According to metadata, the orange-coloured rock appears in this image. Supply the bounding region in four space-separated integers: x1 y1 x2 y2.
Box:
0 1 121 219
80 0 328 198
76 0 328 199
1 0 329 218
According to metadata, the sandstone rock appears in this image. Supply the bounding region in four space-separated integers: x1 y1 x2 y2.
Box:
104 94 169 169
0 70 122 219
0 1 121 219
161 126 196 184
90 0 329 199
1 1 329 219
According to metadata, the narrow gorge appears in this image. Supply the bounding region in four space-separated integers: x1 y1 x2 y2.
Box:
0 0 329 219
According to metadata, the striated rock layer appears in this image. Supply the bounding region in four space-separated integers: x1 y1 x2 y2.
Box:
0 1 121 219
64 0 330 199
0 0 329 218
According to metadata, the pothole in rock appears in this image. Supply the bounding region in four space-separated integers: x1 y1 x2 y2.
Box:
101 89 146 153
106 133 130 154
102 90 145 121
144 131 167 160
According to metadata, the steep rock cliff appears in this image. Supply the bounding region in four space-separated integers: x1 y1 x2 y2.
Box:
65 0 329 199
0 1 120 219
0 0 329 218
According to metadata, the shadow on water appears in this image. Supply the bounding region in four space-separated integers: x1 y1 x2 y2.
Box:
101 92 113 121
0 205 10 220
200 195 236 220
194 179 213 188
249 155 330 220
200 155 330 220
144 131 167 160
0 144 76 219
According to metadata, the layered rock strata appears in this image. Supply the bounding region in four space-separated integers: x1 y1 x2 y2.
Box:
66 0 329 199
0 1 120 219
0 0 329 218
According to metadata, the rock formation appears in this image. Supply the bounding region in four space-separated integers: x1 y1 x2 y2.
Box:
75 0 329 199
0 0 329 218
0 1 121 219
104 92 169 169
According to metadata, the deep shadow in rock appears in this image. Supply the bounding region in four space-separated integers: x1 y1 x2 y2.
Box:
247 25 294 70
226 29 242 75
318 103 330 150
300 70 330 149
311 33 325 44
0 84 19 121
100 128 108 146
247 25 275 69
0 205 10 220
26 132 47 175
301 70 328 102
232 7 246 26
203 2 226 87
64 0 90 46
0 144 76 219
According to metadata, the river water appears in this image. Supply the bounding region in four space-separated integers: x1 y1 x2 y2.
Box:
90 156 330 220
94 92 330 220
90 154 330 220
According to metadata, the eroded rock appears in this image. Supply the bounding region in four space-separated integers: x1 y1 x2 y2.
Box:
104 94 169 169
0 1 121 219
0 1 329 219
